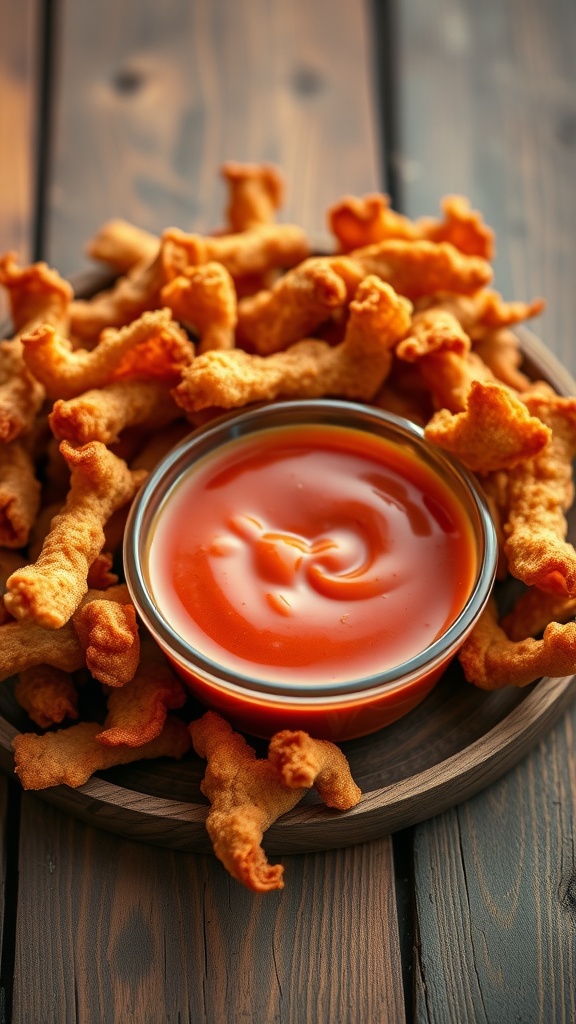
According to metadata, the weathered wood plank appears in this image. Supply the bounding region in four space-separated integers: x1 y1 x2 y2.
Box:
395 1 576 1020
12 797 404 1024
0 0 39 316
46 0 381 276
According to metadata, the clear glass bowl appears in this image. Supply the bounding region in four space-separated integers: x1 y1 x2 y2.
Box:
124 400 498 741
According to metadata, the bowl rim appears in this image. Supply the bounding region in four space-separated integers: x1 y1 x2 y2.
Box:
124 398 498 702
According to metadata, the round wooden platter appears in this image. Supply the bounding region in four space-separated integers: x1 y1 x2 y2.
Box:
0 311 575 855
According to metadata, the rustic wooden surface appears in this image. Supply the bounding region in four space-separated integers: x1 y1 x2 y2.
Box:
1 0 576 1021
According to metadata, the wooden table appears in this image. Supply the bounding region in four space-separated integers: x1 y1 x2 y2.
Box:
2 1 576 1021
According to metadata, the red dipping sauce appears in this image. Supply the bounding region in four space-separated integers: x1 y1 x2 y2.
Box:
148 424 476 685
125 401 497 740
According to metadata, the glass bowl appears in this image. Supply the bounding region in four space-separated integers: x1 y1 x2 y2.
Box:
124 399 498 741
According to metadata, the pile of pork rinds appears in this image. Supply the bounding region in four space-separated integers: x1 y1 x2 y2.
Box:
1 160 576 891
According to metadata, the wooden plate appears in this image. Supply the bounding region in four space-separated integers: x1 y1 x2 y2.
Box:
1 300 575 854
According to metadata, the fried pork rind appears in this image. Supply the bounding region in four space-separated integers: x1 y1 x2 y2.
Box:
349 239 492 301
221 161 285 231
424 380 551 474
235 256 360 355
14 665 79 729
501 588 576 642
502 390 576 595
87 219 160 275
165 223 311 282
96 657 186 746
0 441 41 548
73 598 140 687
49 379 182 446
4 443 146 628
268 730 362 809
174 277 412 413
12 715 192 791
160 262 237 353
190 711 361 893
21 308 193 399
458 596 576 689
329 193 495 260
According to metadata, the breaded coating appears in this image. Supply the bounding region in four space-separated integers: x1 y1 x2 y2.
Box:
474 327 532 391
87 218 160 274
0 440 41 547
424 380 551 473
268 730 361 809
501 587 576 642
15 665 79 729
190 712 361 893
49 379 182 445
418 350 496 413
0 549 26 623
396 308 471 362
350 239 492 301
161 262 237 353
12 716 192 790
4 443 146 628
96 658 186 746
221 161 285 231
21 308 193 399
164 223 310 280
86 551 118 590
458 596 576 689
174 277 412 412
73 599 140 687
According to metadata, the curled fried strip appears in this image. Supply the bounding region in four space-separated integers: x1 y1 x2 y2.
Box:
73 599 140 687
22 308 192 399
164 223 310 280
15 665 79 729
396 308 471 362
501 588 576 642
96 657 186 746
174 277 412 412
49 379 182 445
87 219 160 274
0 441 41 547
191 712 359 893
12 716 192 790
161 263 237 353
350 239 492 301
0 550 26 623
4 443 146 628
221 161 284 231
458 597 576 689
424 380 551 473
268 731 361 809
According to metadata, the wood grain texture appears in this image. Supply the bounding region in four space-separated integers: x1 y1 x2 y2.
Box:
395 2 576 1021
12 796 404 1024
0 0 39 317
395 0 576 375
46 0 380 276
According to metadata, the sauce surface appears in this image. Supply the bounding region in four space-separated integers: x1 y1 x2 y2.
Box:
147 424 477 684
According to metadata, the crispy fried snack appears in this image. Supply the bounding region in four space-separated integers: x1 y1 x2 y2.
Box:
73 598 140 687
329 193 494 260
21 308 193 399
49 379 182 445
395 308 471 362
473 328 532 391
86 551 118 590
4 443 146 628
458 596 576 689
502 390 576 594
415 349 496 413
268 730 361 809
87 219 160 274
160 262 237 353
0 550 26 623
12 715 192 790
96 657 186 746
349 239 492 301
174 277 411 412
501 587 576 642
0 440 41 547
190 711 360 892
424 380 551 473
221 161 285 231
14 665 79 729
235 256 360 354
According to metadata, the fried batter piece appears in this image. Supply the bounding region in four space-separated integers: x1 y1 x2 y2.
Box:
22 308 193 399
502 389 576 594
501 587 576 642
161 262 237 353
221 161 285 231
73 598 140 687
349 239 492 303
0 550 26 623
268 730 362 809
96 655 186 746
395 308 471 362
174 277 412 412
190 712 361 893
87 219 160 274
458 597 576 689
329 194 494 260
12 715 192 790
49 379 183 445
163 223 311 281
424 380 551 473
14 665 79 729
0 440 41 547
4 443 146 628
